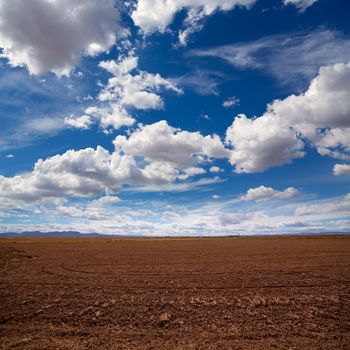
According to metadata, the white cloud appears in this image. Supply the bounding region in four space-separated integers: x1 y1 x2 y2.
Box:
48 195 122 221
240 186 299 202
106 69 181 110
174 69 226 96
226 114 305 173
295 193 350 216
223 96 240 108
0 121 228 204
334 164 350 176
191 30 350 86
99 56 138 76
183 167 206 176
0 68 91 150
125 176 224 193
226 61 350 173
332 220 350 231
201 113 211 120
209 166 223 173
0 0 126 76
0 146 124 203
24 116 64 134
1 190 349 236
74 55 182 131
4 154 14 158
64 115 93 130
283 0 318 12
131 0 256 44
178 8 206 46
83 105 135 131
92 195 121 206
114 120 229 168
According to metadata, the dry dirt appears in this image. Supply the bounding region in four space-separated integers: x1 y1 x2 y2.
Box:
0 236 349 349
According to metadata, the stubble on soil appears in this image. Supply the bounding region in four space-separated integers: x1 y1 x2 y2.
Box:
0 236 349 349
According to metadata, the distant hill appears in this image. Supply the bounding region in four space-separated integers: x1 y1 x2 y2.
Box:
0 231 348 238
0 231 110 238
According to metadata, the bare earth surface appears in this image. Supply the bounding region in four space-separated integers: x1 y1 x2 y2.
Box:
0 236 349 349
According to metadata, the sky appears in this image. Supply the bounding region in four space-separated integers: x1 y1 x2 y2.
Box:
0 0 349 236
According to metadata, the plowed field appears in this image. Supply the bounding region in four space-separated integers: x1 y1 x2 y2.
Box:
0 236 349 349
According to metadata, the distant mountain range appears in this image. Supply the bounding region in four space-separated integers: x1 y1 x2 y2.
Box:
0 231 117 238
0 231 349 238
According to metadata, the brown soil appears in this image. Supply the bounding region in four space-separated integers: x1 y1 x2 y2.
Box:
0 236 349 349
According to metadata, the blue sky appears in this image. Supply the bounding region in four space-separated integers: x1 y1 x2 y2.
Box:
0 0 349 235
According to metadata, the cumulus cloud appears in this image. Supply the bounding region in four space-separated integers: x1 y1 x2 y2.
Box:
92 195 121 206
226 61 350 173
0 0 126 76
209 166 223 173
67 55 182 131
99 56 181 109
240 186 299 202
225 114 305 173
114 120 229 168
183 167 206 176
334 164 350 176
77 105 135 131
283 0 318 12
0 121 228 204
131 0 256 45
99 55 138 76
64 115 93 130
0 147 123 203
191 30 350 86
223 96 240 108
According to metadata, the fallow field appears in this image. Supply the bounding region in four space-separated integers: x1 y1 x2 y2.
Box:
0 236 349 349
